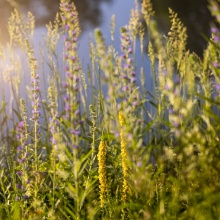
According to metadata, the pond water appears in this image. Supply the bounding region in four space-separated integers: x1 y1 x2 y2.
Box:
0 0 214 53
0 0 215 131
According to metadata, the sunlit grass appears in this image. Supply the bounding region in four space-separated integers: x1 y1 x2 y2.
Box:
0 0 220 219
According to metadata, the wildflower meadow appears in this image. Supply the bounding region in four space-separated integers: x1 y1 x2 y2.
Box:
0 0 220 219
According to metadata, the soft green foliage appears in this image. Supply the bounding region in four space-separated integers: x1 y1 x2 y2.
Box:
0 0 220 219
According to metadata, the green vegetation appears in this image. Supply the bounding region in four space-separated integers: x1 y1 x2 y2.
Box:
0 0 220 219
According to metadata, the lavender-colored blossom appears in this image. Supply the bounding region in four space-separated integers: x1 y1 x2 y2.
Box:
131 77 136 83
121 53 126 59
168 108 174 114
137 161 142 167
17 146 23 151
75 76 80 82
17 171 23 176
164 84 170 91
122 85 128 91
214 35 220 43
72 30 77 36
65 103 70 112
124 63 131 69
127 58 132 63
74 109 80 116
131 71 136 76
65 25 70 30
174 76 181 84
114 132 119 138
213 61 219 68
50 137 56 145
215 84 220 90
64 95 69 101
70 56 76 61
63 82 68 88
18 158 26 163
70 129 80 136
23 195 29 200
50 125 55 134
211 27 218 34
73 145 79 149
73 37 78 42
133 101 138 106
128 48 133 54
16 184 21 189
172 121 179 128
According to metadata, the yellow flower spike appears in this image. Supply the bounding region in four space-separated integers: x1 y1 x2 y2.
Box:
119 111 125 126
118 111 130 205
97 139 107 208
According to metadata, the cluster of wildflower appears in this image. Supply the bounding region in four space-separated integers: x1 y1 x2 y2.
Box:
16 121 28 164
210 26 220 74
25 39 41 175
25 39 41 129
118 111 130 203
60 0 81 147
15 118 29 200
211 26 220 44
120 26 139 109
48 86 60 147
97 139 107 208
